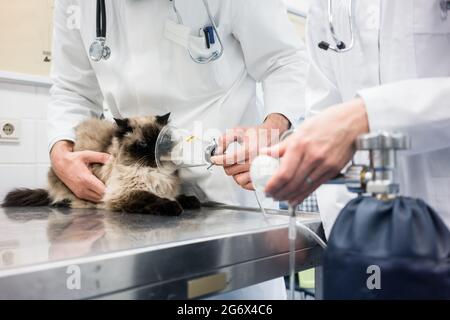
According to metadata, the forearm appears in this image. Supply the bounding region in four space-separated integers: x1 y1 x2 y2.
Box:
47 90 101 152
261 48 308 128
49 0 104 151
231 0 307 127
358 78 450 154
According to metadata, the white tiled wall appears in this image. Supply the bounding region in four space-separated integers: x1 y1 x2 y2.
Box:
0 81 50 200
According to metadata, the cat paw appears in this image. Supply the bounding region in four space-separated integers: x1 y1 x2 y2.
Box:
176 195 201 210
118 190 183 216
52 199 71 207
148 199 183 216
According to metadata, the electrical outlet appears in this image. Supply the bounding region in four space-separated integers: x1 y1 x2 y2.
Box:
0 119 21 142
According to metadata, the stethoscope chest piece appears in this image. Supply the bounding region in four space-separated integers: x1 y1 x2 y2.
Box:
89 37 111 62
90 0 110 62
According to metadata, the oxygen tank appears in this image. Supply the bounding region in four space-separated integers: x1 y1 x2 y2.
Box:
323 132 450 299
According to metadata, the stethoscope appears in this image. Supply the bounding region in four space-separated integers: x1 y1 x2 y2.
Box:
318 0 450 53
318 0 355 53
89 0 224 64
89 0 111 62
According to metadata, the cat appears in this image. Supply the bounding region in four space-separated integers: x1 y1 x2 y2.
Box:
2 113 201 216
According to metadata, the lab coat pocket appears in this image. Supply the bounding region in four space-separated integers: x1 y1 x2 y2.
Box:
163 19 233 96
413 0 450 77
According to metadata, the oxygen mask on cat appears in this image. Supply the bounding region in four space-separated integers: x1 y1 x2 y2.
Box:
155 125 218 173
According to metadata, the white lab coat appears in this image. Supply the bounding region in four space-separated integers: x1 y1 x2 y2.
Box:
49 0 307 299
306 0 450 237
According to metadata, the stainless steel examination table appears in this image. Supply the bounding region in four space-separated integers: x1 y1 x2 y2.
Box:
0 205 324 299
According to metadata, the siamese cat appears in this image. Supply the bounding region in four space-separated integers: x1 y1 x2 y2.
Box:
2 113 200 216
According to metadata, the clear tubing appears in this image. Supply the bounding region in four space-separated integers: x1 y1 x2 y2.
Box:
296 221 328 249
250 153 327 300
288 205 296 300
254 191 268 218
253 191 327 301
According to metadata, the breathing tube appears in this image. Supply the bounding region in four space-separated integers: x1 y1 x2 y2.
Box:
250 154 327 300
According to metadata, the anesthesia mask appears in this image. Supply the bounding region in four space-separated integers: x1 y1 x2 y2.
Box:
155 125 218 172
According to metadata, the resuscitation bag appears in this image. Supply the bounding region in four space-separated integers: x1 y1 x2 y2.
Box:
323 196 450 299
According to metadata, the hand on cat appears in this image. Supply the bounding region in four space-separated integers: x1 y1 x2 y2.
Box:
211 113 290 191
50 141 111 203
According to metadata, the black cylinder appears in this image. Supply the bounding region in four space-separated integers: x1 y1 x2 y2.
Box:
323 196 450 299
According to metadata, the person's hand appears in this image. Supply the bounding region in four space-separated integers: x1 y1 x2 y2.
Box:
49 213 105 259
50 141 111 202
211 113 290 190
263 98 369 205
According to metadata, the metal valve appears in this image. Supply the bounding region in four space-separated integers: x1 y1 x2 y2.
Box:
204 139 218 165
327 164 372 195
329 132 409 199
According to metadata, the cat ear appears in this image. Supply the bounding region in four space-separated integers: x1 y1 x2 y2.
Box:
114 118 132 137
156 112 171 126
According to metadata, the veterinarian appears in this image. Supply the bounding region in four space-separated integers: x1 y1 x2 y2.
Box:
48 0 306 299
261 0 450 237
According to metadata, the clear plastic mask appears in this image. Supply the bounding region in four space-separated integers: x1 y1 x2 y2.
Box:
155 125 218 172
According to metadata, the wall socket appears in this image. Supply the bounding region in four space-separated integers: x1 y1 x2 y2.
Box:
0 119 21 142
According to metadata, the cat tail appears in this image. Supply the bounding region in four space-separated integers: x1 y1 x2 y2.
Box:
2 188 51 207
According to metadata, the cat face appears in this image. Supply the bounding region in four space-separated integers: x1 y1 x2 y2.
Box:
113 113 170 167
